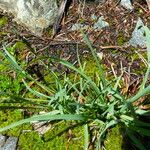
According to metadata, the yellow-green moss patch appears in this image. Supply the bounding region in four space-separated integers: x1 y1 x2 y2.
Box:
117 33 128 46
13 41 27 51
0 16 8 27
44 121 84 150
17 121 84 150
104 125 124 150
18 131 44 150
0 110 23 136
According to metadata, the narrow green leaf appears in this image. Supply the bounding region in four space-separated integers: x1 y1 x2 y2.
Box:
127 27 150 103
2 46 25 74
127 85 150 103
0 114 85 132
59 59 105 103
139 27 150 90
133 120 150 127
120 115 134 122
100 120 118 137
126 129 145 150
130 126 150 137
81 31 106 86
84 124 89 150
144 26 150 63
22 79 51 99
135 109 150 116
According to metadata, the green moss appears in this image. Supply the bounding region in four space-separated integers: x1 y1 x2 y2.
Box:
83 57 100 76
117 33 128 46
0 31 8 36
44 27 53 36
17 121 84 150
43 71 59 88
127 51 147 75
0 110 23 136
44 121 84 150
13 41 27 50
0 16 8 27
18 131 44 150
0 72 24 95
104 125 123 150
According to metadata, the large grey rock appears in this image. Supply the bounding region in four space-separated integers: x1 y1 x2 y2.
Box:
0 0 58 35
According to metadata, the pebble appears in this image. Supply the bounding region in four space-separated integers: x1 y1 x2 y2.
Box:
0 135 18 150
0 134 6 148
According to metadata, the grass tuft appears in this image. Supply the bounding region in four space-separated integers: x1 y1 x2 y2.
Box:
0 27 150 149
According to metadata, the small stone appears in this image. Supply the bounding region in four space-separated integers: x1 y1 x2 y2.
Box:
70 23 88 31
93 16 109 31
129 18 146 48
120 0 133 10
0 134 6 148
1 137 18 150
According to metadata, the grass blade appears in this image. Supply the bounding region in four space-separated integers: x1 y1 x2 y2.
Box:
127 84 150 103
59 59 105 103
0 114 85 132
144 26 150 63
138 27 150 90
130 126 150 137
84 124 89 150
82 32 106 86
22 79 51 99
126 129 145 150
2 46 25 74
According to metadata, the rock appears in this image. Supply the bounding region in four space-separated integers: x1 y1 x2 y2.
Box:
129 18 146 48
70 23 88 31
0 134 6 148
70 15 109 31
93 16 109 31
1 136 18 150
120 0 133 10
0 0 58 36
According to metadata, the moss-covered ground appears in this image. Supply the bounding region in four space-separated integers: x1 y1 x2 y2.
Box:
0 37 125 149
18 121 85 150
0 1 150 149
